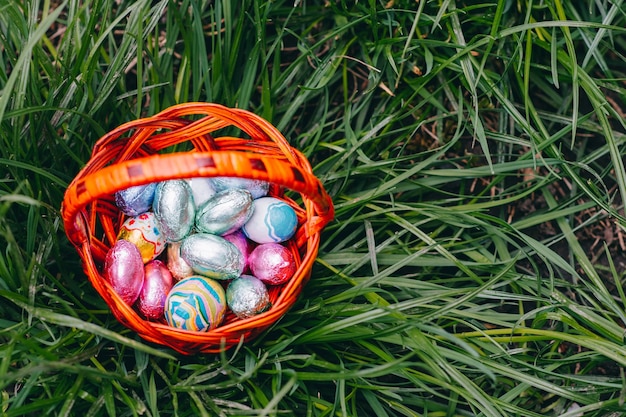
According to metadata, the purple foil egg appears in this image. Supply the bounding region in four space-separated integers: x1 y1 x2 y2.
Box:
223 230 254 272
104 239 145 305
248 243 296 285
114 183 157 216
226 274 271 319
138 260 174 320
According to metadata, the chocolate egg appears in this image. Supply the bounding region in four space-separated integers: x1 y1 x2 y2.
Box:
248 243 296 285
166 241 194 281
153 180 195 242
226 275 271 319
164 275 226 331
186 177 216 209
210 176 269 199
138 260 173 320
117 212 166 263
104 239 145 305
223 230 254 272
242 197 298 244
114 183 157 216
180 233 244 280
195 189 253 235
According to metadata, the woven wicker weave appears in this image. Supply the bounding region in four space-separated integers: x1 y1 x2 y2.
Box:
61 102 334 354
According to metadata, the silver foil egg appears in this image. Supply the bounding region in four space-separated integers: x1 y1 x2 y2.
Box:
153 180 196 242
180 233 245 280
226 274 271 319
210 176 270 199
195 189 253 236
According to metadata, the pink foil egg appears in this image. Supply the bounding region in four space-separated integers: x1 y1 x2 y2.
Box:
138 260 174 320
104 239 145 305
166 241 194 281
117 212 166 263
248 243 296 285
223 229 254 272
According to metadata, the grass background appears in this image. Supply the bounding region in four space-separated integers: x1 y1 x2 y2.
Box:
1 0 626 415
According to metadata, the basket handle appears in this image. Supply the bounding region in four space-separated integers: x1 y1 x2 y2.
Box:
62 150 334 248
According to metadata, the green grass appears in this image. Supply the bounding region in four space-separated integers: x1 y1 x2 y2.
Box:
2 0 626 415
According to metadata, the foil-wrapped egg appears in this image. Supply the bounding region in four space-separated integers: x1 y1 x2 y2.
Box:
186 177 216 209
164 275 226 331
166 241 194 281
226 275 271 319
195 189 253 236
117 212 166 263
153 180 195 242
104 239 145 305
242 197 298 244
138 260 173 320
114 183 157 216
223 230 254 272
180 233 245 280
248 243 296 285
210 176 270 199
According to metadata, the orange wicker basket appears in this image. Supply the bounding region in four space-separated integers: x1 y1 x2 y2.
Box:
61 102 334 354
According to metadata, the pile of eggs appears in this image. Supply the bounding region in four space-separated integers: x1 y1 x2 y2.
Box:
104 176 299 332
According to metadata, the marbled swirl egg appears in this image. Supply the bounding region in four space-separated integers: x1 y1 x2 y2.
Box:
195 189 253 235
164 275 226 331
104 239 145 305
180 233 244 280
242 197 298 244
153 180 195 242
226 275 271 319
210 176 269 199
138 260 173 320
248 243 296 285
114 183 157 216
117 212 166 263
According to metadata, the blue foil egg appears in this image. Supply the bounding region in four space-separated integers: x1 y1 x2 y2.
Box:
153 180 195 242
210 176 270 199
180 233 245 280
242 197 298 244
115 183 157 216
195 189 253 236
164 275 226 331
226 275 271 319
